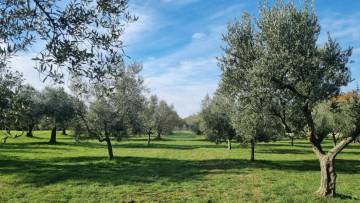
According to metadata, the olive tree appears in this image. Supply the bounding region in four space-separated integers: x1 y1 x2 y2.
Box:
87 98 120 160
184 113 203 135
110 63 147 137
258 2 354 196
41 87 76 144
141 95 158 145
314 92 360 146
200 93 236 149
269 93 307 146
17 85 44 137
74 63 148 158
218 12 280 160
219 0 356 196
0 67 25 143
154 100 181 140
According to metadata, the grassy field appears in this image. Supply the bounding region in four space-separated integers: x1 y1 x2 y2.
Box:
0 131 359 203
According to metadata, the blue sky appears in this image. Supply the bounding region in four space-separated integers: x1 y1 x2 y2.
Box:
11 0 360 117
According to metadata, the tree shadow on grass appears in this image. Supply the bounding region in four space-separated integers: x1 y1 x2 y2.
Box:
118 143 236 150
335 193 359 201
0 154 359 188
0 156 247 187
257 148 313 155
0 142 74 151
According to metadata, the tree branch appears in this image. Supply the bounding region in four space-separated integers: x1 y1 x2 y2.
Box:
328 125 360 159
271 77 307 99
33 0 58 30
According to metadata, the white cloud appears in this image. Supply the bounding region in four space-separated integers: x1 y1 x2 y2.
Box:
192 32 206 40
144 58 219 118
141 26 225 118
9 53 71 91
10 53 46 89
161 0 199 5
318 12 360 44
122 10 155 45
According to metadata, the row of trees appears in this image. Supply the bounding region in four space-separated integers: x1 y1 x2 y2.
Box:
1 0 358 199
1 1 182 157
185 0 360 198
0 63 182 159
195 92 279 153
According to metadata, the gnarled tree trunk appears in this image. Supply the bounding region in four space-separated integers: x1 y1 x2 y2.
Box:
227 138 232 150
105 137 114 160
311 132 359 197
250 139 255 161
26 123 34 137
317 155 336 197
156 131 161 140
332 133 337 146
147 132 151 146
49 126 57 144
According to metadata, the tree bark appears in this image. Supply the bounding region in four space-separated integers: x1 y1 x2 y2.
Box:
105 137 114 160
26 124 34 137
156 131 161 140
250 139 255 161
62 128 67 135
49 126 57 144
311 131 360 197
317 155 336 197
147 132 151 146
290 137 294 147
227 138 232 150
332 133 337 146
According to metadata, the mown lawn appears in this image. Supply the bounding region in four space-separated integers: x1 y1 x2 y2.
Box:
0 131 359 203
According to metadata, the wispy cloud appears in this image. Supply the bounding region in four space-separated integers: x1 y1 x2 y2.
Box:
317 12 360 91
318 12 360 44
141 24 225 117
144 57 219 117
10 53 72 91
161 0 199 6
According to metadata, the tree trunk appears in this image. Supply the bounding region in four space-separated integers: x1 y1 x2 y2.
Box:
332 133 337 146
49 126 57 144
26 124 34 137
105 137 114 160
317 155 336 197
156 131 161 140
62 128 67 135
227 138 232 150
147 132 151 146
250 139 255 161
290 137 294 147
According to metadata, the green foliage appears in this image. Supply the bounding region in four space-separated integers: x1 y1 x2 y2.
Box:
41 87 77 128
219 0 354 145
88 98 125 140
314 91 360 140
141 95 159 135
110 64 147 135
200 93 236 143
218 11 279 145
154 100 182 137
0 0 137 89
80 63 148 141
218 0 356 195
0 67 24 131
184 113 203 135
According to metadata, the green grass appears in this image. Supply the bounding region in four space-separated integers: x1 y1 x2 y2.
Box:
0 131 359 203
